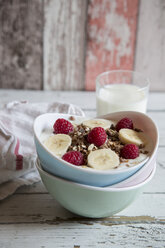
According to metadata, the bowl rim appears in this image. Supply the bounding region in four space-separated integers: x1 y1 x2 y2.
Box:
36 158 156 192
33 111 159 175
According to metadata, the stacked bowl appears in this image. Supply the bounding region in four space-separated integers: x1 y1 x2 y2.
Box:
34 111 159 218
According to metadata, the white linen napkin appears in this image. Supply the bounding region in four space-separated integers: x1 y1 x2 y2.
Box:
0 101 84 200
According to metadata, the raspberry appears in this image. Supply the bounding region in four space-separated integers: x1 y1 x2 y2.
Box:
120 144 139 159
116 117 133 132
62 151 84 166
53 118 74 134
87 127 107 147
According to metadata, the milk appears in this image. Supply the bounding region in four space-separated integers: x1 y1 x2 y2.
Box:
96 84 147 115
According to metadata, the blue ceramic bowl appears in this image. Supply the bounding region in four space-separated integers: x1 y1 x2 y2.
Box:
33 112 158 187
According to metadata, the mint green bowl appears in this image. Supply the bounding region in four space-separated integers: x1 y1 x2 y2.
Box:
36 159 155 218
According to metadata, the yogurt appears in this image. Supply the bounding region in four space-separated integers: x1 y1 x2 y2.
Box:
96 84 148 115
40 116 151 171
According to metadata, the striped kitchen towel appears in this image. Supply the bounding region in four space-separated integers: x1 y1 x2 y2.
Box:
0 101 84 200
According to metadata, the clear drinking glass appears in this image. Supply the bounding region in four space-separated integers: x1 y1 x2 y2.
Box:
96 70 150 116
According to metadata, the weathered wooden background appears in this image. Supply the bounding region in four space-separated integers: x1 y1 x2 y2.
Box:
0 0 164 91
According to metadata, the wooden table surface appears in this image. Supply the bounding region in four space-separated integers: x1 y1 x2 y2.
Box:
0 90 164 248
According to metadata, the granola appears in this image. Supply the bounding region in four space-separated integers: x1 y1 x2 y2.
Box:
42 116 149 170
66 121 148 169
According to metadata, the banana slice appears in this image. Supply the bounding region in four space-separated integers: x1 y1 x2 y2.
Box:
119 129 147 146
88 149 119 170
43 134 71 157
83 119 112 129
80 165 89 169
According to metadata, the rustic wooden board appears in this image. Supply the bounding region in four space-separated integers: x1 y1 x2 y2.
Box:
148 112 165 146
0 90 164 247
0 90 164 111
85 0 139 90
44 0 87 90
0 0 165 92
1 149 165 222
0 223 164 248
134 0 165 91
0 0 43 90
16 181 47 194
0 193 165 223
0 222 164 248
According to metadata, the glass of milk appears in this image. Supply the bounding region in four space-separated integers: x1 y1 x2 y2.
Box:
96 70 150 115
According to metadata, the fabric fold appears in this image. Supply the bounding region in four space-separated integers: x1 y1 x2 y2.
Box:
0 101 84 200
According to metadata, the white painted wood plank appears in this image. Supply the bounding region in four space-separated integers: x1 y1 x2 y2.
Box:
0 193 164 224
0 90 164 245
85 0 139 90
16 181 47 194
0 223 164 248
149 147 165 192
148 112 165 146
135 0 165 91
120 194 165 220
0 90 164 111
147 93 165 111
44 0 87 90
0 1 43 90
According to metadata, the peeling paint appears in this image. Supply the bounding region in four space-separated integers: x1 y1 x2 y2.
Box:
85 0 139 90
42 215 165 226
0 0 43 90
44 0 87 90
